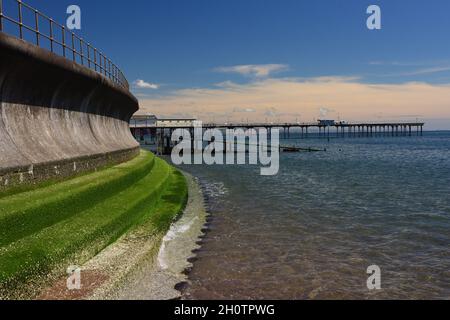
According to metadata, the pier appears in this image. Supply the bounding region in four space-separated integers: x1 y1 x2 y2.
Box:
130 120 425 155
130 121 425 140
203 122 425 139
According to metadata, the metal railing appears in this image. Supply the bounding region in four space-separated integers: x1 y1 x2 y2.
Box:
0 0 129 90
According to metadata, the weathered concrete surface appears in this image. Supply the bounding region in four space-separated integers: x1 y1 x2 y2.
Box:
0 33 139 190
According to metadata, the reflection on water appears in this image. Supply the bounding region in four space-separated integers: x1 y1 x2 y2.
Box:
165 132 450 299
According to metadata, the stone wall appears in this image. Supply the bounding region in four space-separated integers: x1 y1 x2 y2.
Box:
0 33 139 191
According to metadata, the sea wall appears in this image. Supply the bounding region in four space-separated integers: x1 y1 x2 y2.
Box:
0 33 139 190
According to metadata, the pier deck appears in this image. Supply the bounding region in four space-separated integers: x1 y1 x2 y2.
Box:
130 121 425 139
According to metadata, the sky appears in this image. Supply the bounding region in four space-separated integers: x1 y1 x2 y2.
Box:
5 0 450 129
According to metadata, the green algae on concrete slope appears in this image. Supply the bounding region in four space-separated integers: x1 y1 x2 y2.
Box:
81 172 194 300
0 152 155 247
0 150 188 299
103 173 207 300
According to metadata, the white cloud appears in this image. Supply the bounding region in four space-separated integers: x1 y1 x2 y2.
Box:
264 107 280 118
133 79 159 89
215 64 289 78
319 107 335 118
137 76 450 129
397 66 450 76
369 60 450 77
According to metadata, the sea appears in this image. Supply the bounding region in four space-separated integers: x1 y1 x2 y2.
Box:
160 131 450 299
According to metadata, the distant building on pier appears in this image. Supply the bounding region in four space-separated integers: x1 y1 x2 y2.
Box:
130 114 157 128
129 115 197 128
318 119 336 126
129 115 197 143
156 117 197 128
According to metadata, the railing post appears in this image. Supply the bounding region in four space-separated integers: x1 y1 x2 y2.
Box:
93 48 97 71
87 44 91 68
49 19 54 52
71 32 75 61
111 65 114 82
34 10 39 46
79 38 84 65
0 0 4 32
18 0 23 39
62 26 66 57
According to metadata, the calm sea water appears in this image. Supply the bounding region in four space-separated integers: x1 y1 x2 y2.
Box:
168 131 450 299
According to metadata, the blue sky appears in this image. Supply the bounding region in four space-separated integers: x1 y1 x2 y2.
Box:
4 0 450 128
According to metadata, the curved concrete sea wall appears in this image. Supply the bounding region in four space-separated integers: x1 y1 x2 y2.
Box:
0 33 139 190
